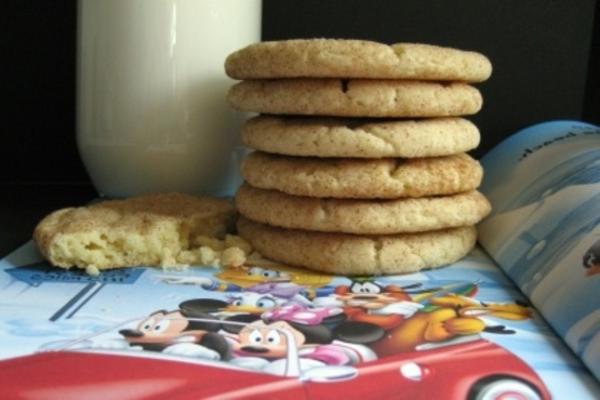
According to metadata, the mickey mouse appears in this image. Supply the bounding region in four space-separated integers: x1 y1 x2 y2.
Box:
119 303 230 360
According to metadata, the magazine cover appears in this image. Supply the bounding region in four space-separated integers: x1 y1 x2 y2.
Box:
478 120 600 379
0 241 598 399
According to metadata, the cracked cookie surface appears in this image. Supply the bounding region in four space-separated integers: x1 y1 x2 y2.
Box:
236 184 491 234
241 151 483 199
227 79 482 117
237 217 477 275
225 40 491 83
242 116 480 158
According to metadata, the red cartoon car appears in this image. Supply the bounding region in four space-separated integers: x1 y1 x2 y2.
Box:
0 318 550 400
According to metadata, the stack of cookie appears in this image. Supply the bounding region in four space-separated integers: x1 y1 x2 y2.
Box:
225 39 492 275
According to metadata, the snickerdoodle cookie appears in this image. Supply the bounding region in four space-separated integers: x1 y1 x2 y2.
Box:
237 217 477 275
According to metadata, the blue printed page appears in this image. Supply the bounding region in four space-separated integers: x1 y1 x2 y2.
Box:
478 120 600 380
0 242 598 399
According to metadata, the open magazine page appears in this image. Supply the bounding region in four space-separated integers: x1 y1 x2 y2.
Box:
478 120 600 380
1 241 598 399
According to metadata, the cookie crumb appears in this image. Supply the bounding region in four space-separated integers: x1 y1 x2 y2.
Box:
222 247 246 267
85 264 100 276
198 246 218 265
224 234 252 254
193 235 226 250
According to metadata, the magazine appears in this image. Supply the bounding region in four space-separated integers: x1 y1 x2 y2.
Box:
0 121 598 399
478 120 600 380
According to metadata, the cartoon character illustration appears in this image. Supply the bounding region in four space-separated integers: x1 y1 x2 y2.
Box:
232 319 377 368
227 282 314 312
262 303 343 327
372 294 532 355
234 320 319 359
315 279 478 329
307 280 486 349
158 264 333 294
175 283 316 326
2 315 551 400
176 295 380 348
119 305 230 360
219 265 333 290
321 279 424 330
261 303 388 349
583 239 600 277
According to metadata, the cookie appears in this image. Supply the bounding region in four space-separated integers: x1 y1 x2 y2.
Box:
227 79 482 117
242 116 480 158
237 217 477 275
236 184 491 234
241 151 483 199
225 40 492 83
34 193 236 271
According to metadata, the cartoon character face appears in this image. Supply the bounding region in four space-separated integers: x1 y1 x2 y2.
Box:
118 307 229 358
583 240 600 277
349 281 382 295
233 320 304 359
217 265 332 288
225 292 286 314
246 266 291 281
119 310 189 347
334 281 411 310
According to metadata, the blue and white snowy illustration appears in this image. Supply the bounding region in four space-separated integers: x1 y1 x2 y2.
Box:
478 120 600 380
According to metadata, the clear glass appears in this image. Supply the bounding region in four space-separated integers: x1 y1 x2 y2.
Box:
77 0 261 197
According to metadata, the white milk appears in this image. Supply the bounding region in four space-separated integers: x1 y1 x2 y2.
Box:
77 0 261 197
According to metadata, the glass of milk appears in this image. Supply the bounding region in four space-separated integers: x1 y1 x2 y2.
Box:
77 0 261 198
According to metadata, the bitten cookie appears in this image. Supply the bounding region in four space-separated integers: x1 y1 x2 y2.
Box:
242 116 480 158
227 79 482 117
241 151 483 199
237 217 477 275
225 40 492 83
236 184 491 234
34 193 236 271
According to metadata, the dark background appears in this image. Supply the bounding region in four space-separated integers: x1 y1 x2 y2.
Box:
1 0 599 254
